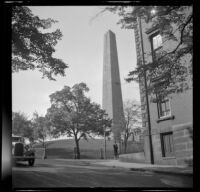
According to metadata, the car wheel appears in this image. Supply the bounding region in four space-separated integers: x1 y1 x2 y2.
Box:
28 158 35 166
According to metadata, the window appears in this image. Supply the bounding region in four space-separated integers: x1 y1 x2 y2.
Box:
152 34 162 50
161 132 174 157
150 33 163 60
157 97 171 118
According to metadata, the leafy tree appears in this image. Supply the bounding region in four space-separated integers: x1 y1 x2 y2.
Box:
122 100 142 153
46 82 112 159
12 6 68 80
103 6 192 99
12 111 34 142
32 112 50 147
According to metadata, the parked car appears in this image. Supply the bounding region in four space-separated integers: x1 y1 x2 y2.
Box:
12 134 35 166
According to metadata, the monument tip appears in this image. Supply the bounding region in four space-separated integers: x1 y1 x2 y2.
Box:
105 29 115 34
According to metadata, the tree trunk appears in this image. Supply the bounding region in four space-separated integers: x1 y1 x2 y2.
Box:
124 134 128 153
75 137 80 159
42 137 45 147
124 140 127 153
43 138 47 159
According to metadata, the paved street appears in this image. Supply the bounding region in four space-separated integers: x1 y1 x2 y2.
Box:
12 159 193 188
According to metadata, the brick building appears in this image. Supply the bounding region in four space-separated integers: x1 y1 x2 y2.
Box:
134 8 193 166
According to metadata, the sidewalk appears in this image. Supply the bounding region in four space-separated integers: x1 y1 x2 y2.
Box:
92 159 193 176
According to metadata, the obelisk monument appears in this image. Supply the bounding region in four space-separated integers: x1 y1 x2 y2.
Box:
102 30 125 143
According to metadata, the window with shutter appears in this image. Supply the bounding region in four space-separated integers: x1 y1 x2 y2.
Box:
150 32 163 60
157 96 171 119
152 34 162 50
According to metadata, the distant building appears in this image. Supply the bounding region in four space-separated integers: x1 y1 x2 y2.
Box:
134 8 193 165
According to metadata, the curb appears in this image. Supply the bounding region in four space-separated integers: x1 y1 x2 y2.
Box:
91 162 193 176
130 167 193 176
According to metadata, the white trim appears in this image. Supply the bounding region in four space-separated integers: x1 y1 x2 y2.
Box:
152 34 162 50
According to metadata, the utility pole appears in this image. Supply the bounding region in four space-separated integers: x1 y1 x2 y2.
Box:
138 15 154 164
104 129 106 159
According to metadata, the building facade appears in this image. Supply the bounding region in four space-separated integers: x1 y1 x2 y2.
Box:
134 10 193 166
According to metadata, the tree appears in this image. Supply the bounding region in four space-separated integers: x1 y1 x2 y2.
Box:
12 111 34 142
12 6 68 80
46 82 112 159
32 112 51 159
103 6 192 99
122 100 142 153
32 112 50 147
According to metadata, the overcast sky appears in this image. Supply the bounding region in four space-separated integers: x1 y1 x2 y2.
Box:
12 6 140 119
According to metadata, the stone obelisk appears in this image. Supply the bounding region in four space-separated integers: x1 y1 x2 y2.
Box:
102 30 124 143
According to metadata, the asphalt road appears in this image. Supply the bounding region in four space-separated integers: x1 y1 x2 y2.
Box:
12 159 193 188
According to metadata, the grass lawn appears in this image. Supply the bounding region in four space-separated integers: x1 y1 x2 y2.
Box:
33 138 143 159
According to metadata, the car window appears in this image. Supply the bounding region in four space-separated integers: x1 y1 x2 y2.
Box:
12 137 21 142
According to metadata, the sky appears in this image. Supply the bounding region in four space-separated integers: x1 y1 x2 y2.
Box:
12 6 140 120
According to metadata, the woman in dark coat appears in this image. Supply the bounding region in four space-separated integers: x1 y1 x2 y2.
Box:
113 143 118 159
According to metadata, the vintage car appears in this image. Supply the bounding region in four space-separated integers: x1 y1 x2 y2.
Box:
12 134 35 166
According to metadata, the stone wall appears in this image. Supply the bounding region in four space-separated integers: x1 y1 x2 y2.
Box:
142 125 193 166
172 122 193 166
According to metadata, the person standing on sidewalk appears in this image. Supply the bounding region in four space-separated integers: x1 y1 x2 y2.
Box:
113 143 118 159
